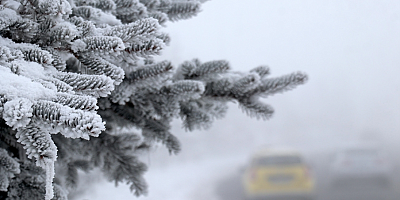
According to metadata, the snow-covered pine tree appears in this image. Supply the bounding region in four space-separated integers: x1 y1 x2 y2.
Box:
0 0 308 199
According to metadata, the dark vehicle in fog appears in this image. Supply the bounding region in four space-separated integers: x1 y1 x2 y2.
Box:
242 147 315 200
328 143 393 189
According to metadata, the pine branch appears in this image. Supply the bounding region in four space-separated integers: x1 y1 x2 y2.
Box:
7 161 47 200
69 16 96 39
110 60 173 104
27 0 71 15
72 36 125 53
44 22 78 45
44 78 74 94
21 47 53 65
108 101 150 125
36 17 57 37
180 99 228 131
180 59 230 79
238 98 274 120
142 120 180 154
7 161 67 200
44 48 66 71
0 149 20 174
104 17 160 43
114 0 148 24
156 32 170 45
90 133 148 196
7 18 38 43
54 93 98 111
16 125 57 200
0 96 6 119
166 1 201 21
138 0 161 10
31 100 105 139
148 11 168 26
74 0 116 12
16 125 57 162
107 100 181 151
65 162 78 190
54 72 115 97
72 6 101 21
125 60 172 83
77 54 125 85
0 148 20 191
161 80 204 101
231 73 260 97
124 38 164 58
61 159 92 191
0 119 24 166
250 65 270 78
180 101 212 131
203 77 233 98
108 81 136 104
254 71 308 97
52 184 68 200
203 70 308 100
164 133 180 154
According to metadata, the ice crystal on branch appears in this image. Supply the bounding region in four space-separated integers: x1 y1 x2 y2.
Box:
0 0 307 199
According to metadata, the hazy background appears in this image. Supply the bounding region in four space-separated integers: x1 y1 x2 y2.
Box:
158 0 400 160
78 0 400 199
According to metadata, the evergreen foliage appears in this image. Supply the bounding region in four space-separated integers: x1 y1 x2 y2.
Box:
0 0 308 199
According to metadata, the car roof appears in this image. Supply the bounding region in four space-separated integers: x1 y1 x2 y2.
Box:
252 146 301 158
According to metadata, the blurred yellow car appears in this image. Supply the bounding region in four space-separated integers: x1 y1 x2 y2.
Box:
242 147 315 200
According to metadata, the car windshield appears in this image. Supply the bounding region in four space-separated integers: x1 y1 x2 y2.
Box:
254 155 302 166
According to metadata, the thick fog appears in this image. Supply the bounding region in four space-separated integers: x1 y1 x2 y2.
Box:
77 1 400 200
169 0 400 152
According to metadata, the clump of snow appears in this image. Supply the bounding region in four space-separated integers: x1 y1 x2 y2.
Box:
60 0 72 15
93 11 121 26
71 39 87 53
2 98 33 129
0 66 56 101
0 6 19 30
14 60 47 79
0 46 23 65
1 0 21 10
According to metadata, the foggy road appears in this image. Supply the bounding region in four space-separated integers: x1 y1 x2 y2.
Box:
75 146 400 200
213 151 400 200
